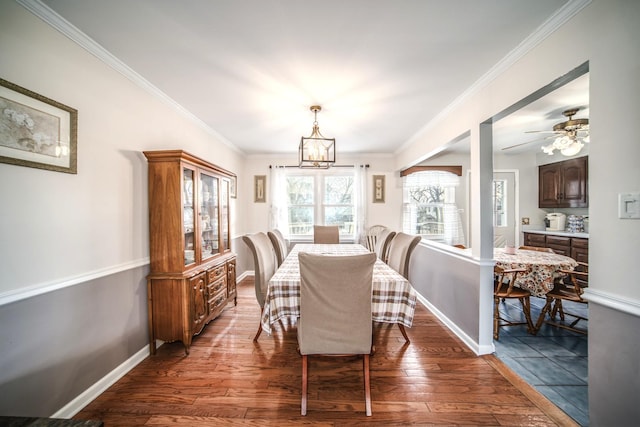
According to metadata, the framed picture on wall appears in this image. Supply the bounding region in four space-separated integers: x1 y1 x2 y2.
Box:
230 175 237 198
0 78 78 174
373 174 385 203
254 175 266 203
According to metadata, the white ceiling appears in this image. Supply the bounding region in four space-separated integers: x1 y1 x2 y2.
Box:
39 0 586 156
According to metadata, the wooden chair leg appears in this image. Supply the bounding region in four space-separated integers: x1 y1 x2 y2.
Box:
397 324 410 343
363 354 372 416
534 296 554 333
493 296 500 340
301 355 308 416
520 296 535 334
253 322 263 342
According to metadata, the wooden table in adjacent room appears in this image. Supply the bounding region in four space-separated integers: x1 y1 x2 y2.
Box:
493 247 578 297
260 244 417 335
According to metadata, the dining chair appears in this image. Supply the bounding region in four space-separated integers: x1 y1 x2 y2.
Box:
298 251 377 416
374 228 395 263
493 265 535 340
364 224 386 252
518 245 555 253
383 232 421 342
267 229 289 267
242 232 277 341
535 262 589 334
453 244 467 249
386 232 421 279
313 225 339 244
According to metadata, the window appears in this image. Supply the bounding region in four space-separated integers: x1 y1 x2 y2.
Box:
285 171 355 239
402 170 465 245
493 179 507 227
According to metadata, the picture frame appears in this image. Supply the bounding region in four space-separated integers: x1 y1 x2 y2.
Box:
373 175 385 203
254 175 266 203
229 175 237 199
0 78 78 174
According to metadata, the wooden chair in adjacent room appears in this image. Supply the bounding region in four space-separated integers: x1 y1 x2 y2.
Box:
242 232 278 341
267 229 289 267
518 245 555 253
493 265 535 340
374 228 395 263
535 262 589 335
384 232 421 342
313 225 339 244
298 251 377 416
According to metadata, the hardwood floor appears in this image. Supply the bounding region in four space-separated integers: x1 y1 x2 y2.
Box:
75 277 578 426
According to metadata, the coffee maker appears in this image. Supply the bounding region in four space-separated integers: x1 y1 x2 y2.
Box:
545 213 566 231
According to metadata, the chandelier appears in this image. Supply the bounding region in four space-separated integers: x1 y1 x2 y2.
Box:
298 105 335 168
541 109 589 156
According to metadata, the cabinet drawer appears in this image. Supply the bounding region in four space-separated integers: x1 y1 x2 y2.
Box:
524 233 546 246
546 235 571 246
571 237 588 248
208 278 227 312
208 276 227 296
207 264 226 283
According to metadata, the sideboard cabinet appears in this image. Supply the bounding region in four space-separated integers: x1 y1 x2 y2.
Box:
144 150 237 354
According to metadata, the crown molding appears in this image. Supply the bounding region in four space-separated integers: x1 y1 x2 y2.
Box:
15 0 244 155
397 0 592 154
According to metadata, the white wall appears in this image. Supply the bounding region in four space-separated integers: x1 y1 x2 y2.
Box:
0 0 244 297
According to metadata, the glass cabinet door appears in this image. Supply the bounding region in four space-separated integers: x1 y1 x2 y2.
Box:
183 167 196 266
200 171 219 261
220 178 230 251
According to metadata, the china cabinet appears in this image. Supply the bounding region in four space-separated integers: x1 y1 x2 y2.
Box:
538 156 588 208
144 150 236 354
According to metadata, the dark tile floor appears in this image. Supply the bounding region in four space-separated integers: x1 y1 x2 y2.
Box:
494 296 589 426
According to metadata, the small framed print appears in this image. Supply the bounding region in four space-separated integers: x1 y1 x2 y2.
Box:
373 175 385 203
229 175 237 198
254 175 266 203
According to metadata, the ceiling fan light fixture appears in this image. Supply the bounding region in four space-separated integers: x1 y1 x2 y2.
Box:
560 140 584 156
298 105 336 169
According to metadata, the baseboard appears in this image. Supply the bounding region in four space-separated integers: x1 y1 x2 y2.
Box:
415 293 493 356
51 344 151 418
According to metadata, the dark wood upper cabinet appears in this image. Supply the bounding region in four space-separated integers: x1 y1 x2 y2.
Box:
538 156 588 208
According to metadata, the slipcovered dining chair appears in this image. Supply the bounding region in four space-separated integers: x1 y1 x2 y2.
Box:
535 262 589 334
267 229 289 267
242 232 277 341
313 225 339 244
374 228 395 263
383 232 421 342
493 265 535 340
298 251 377 416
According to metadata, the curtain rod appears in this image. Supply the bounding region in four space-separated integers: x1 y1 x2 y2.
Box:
269 164 369 169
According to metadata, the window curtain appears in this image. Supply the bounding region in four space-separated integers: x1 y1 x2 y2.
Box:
269 166 289 237
354 165 367 245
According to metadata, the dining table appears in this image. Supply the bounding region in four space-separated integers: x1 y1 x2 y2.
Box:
260 243 417 335
493 247 578 297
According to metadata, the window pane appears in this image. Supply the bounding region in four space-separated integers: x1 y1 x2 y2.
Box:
493 179 507 227
325 206 354 233
324 176 353 204
288 206 313 235
287 176 314 205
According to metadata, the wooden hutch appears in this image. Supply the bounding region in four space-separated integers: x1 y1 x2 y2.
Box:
144 150 237 354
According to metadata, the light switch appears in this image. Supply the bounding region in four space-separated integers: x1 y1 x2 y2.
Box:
618 192 640 219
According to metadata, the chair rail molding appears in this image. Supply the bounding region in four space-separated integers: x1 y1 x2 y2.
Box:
584 288 640 318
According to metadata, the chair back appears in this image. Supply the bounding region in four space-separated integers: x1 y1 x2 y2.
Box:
268 229 289 267
518 245 554 253
559 261 589 298
374 228 396 262
494 265 527 297
364 224 386 251
298 252 376 355
313 225 339 244
242 233 277 307
386 232 421 279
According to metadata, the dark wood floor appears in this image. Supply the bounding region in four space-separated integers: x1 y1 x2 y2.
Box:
75 277 577 426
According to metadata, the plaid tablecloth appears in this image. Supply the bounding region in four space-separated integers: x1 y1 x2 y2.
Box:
260 244 417 335
494 247 578 297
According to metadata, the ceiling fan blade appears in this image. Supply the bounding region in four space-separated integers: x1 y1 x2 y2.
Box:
501 137 546 151
525 130 560 134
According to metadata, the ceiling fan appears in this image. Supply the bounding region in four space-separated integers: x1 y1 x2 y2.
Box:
502 108 589 155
